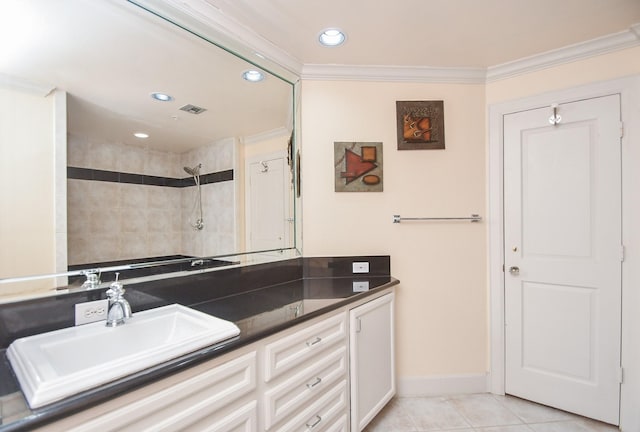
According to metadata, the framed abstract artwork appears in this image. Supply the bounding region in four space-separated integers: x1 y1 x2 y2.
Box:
334 141 383 192
396 100 445 150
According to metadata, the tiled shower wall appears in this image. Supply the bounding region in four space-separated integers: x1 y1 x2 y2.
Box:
67 134 236 266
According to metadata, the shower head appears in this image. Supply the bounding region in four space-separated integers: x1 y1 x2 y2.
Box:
183 164 201 176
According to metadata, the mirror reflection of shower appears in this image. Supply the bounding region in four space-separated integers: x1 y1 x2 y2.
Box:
184 163 204 230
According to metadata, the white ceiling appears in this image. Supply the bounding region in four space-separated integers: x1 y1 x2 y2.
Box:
204 0 640 69
3 0 639 154
1 0 293 153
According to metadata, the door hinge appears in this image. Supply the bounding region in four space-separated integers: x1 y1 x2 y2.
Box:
619 367 624 384
620 121 624 139
355 317 362 333
621 245 625 262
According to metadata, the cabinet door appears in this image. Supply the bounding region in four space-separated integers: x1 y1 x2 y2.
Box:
350 293 395 432
38 352 257 432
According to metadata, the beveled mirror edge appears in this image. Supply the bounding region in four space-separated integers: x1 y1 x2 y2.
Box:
129 0 302 85
0 0 302 303
0 248 302 305
125 0 303 269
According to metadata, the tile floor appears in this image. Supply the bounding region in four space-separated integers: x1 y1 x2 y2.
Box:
363 394 619 432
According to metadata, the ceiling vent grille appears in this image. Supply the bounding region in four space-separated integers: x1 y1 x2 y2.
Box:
179 104 207 115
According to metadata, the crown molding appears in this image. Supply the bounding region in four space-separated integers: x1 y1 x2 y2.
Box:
0 74 55 96
128 5 639 85
302 24 640 84
243 127 290 145
486 24 640 82
133 0 303 81
301 64 487 84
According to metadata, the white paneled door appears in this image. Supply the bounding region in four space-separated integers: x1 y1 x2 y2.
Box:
246 153 291 251
504 95 622 425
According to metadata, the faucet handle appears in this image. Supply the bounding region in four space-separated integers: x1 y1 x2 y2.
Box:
106 273 125 298
81 269 101 290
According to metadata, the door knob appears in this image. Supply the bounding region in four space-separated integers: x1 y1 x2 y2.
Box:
509 266 520 275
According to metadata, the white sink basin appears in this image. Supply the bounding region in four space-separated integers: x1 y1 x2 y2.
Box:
7 304 240 408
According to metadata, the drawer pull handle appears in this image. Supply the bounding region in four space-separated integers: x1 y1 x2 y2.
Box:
306 337 322 347
306 415 322 429
306 377 322 389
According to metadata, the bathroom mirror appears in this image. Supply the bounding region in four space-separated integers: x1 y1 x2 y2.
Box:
0 0 298 300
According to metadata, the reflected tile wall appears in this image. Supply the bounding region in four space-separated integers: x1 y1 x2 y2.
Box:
181 139 237 258
182 136 235 175
67 134 236 265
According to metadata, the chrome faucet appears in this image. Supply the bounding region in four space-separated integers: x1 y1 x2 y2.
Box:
105 273 132 327
80 269 101 290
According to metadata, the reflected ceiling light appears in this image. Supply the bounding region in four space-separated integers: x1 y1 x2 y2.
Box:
150 92 173 102
318 28 346 47
134 132 149 138
242 70 265 82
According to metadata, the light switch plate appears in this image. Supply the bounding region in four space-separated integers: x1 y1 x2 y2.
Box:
352 262 370 273
75 299 108 325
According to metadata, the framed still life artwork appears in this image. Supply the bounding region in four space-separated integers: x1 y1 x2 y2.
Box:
396 100 445 150
334 141 383 192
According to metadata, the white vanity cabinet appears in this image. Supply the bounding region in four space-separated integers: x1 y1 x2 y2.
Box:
30 289 395 432
33 349 258 432
263 313 348 431
349 292 396 432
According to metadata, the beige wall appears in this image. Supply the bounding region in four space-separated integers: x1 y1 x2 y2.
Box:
301 80 488 377
0 86 56 296
300 46 640 382
244 131 291 160
487 46 640 103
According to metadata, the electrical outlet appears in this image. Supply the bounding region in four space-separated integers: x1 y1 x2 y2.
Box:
352 281 370 292
352 261 370 273
75 299 108 325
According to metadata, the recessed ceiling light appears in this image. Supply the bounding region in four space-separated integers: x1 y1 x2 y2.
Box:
242 70 265 82
318 28 346 47
134 132 149 138
150 92 173 102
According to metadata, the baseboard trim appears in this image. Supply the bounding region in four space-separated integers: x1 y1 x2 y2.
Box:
397 374 489 397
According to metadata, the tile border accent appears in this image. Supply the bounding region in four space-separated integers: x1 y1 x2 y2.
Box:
67 166 233 187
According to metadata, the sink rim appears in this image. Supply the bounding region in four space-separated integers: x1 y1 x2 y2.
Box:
7 304 240 409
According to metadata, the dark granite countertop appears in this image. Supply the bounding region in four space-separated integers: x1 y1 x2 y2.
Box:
0 274 398 431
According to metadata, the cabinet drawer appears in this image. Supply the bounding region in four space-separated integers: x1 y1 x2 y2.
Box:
264 313 346 382
264 346 347 429
272 380 347 432
65 352 257 432
323 414 349 432
192 400 257 432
